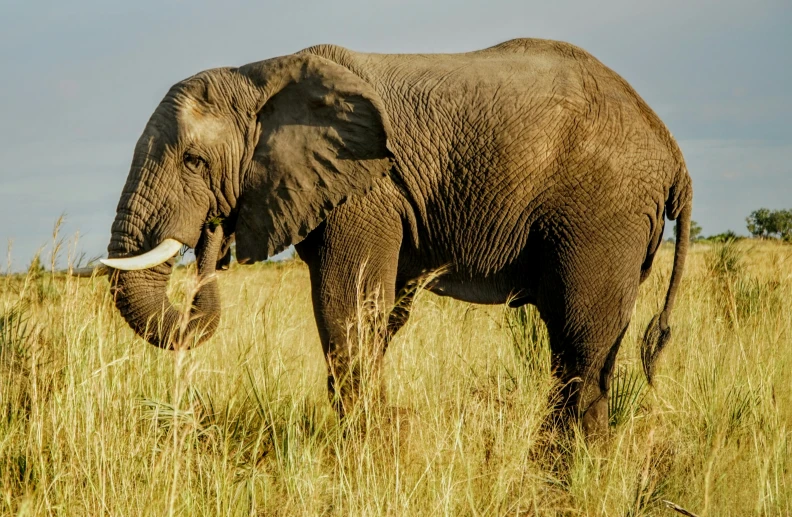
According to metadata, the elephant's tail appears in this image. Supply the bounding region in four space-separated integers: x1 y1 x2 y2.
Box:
641 171 693 385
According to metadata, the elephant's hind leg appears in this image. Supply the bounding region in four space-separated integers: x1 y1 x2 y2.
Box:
537 237 644 438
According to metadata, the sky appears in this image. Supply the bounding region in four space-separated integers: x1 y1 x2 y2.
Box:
0 0 790 271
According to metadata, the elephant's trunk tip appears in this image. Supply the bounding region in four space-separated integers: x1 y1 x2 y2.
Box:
147 313 221 351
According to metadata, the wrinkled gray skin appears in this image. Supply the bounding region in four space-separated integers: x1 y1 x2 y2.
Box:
107 38 692 437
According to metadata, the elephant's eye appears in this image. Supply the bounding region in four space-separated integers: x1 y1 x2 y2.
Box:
183 152 207 173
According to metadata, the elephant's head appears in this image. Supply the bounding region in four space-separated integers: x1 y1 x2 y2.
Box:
106 54 394 349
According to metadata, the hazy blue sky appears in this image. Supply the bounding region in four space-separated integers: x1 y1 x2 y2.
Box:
1 0 790 271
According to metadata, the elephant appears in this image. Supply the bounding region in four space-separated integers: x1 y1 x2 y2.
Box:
102 38 692 437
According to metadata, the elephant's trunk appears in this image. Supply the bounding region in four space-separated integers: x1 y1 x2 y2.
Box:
109 225 224 350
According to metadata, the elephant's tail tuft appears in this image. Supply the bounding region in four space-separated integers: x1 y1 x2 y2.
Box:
641 314 672 384
641 172 692 385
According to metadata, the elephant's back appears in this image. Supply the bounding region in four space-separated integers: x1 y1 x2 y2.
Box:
474 38 595 61
476 39 685 169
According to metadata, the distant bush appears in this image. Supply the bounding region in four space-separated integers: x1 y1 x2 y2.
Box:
702 230 744 243
746 208 792 241
668 221 745 244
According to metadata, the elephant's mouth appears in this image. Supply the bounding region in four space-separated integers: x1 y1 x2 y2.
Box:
104 213 236 273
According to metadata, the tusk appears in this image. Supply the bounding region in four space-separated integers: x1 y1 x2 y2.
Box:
100 239 183 271
69 265 108 277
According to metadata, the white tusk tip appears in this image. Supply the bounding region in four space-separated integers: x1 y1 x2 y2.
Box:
100 239 184 271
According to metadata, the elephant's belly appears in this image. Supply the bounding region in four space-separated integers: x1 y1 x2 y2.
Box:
426 276 533 306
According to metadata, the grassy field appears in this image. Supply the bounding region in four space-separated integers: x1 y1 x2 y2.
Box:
1 239 791 515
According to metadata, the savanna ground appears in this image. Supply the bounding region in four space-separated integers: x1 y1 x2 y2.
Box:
1 237 791 516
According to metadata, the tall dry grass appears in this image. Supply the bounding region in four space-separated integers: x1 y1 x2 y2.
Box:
1 239 791 515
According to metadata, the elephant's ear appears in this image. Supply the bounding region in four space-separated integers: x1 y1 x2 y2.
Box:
234 55 394 263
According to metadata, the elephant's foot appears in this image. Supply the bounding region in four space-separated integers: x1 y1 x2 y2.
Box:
546 378 611 443
329 372 388 434
580 394 610 441
335 398 417 454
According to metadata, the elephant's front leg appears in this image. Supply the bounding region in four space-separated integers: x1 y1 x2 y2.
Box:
295 208 404 420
